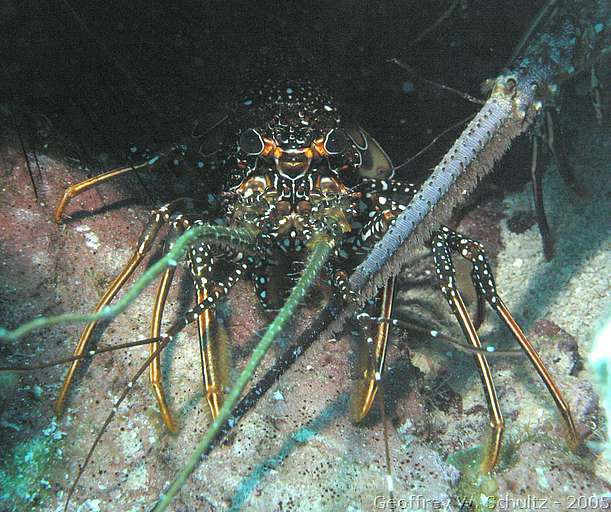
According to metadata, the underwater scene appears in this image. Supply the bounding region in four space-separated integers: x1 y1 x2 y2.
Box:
0 1 609 510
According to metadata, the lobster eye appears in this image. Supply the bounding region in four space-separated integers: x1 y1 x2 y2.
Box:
323 129 348 155
239 128 265 155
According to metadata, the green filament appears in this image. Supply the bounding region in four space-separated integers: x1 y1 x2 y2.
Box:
152 234 335 512
0 225 256 343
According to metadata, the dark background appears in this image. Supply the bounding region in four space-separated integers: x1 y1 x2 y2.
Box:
0 0 562 209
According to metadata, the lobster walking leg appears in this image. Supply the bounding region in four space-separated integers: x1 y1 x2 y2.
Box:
350 275 397 423
431 227 507 472
56 251 148 416
431 225 579 469
56 199 196 416
495 298 578 449
450 288 504 473
150 265 178 433
189 245 247 419
55 160 156 223
196 287 222 418
348 195 407 422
